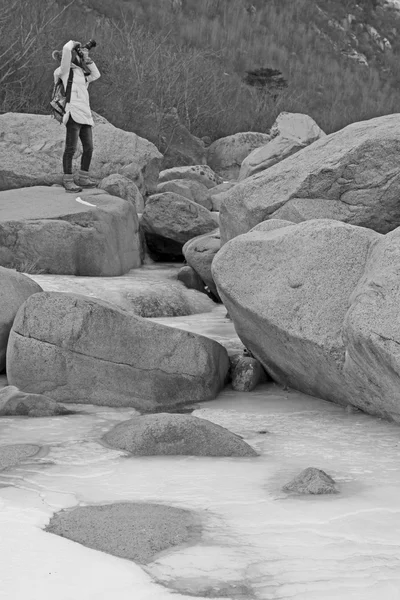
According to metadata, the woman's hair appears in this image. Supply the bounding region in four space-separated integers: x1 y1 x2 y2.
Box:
51 50 62 61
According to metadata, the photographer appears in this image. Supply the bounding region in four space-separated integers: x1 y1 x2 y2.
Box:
52 39 100 193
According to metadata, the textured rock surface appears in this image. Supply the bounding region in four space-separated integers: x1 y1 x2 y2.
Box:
0 444 40 470
231 356 268 392
183 230 221 298
239 112 325 181
142 192 217 258
282 467 338 495
220 114 400 243
0 386 71 417
158 165 223 189
102 413 258 456
0 113 162 195
213 219 400 418
177 265 206 293
209 182 237 211
207 132 271 180
99 174 144 213
0 267 42 372
7 292 229 410
45 503 200 564
156 179 212 210
0 187 141 276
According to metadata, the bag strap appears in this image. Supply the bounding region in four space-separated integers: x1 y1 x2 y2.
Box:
65 68 74 103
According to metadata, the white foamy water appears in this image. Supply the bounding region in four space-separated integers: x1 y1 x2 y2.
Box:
2 272 400 599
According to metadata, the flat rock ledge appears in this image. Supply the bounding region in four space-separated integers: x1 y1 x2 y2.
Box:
0 443 40 470
45 503 201 564
102 413 258 456
282 467 338 495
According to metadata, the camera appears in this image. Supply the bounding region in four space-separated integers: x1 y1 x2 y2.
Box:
75 39 97 58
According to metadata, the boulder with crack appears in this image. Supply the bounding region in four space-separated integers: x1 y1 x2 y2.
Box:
207 131 271 180
7 292 229 410
220 114 400 244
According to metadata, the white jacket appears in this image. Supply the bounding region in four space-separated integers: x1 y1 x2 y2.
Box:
53 40 100 126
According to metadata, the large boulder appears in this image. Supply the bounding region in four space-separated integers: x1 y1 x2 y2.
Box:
238 112 325 180
207 132 271 180
102 413 258 456
7 292 229 410
141 192 217 259
183 230 221 298
158 165 223 189
99 174 144 213
156 179 212 210
220 114 400 243
0 187 141 276
213 219 400 418
0 113 163 195
0 267 42 372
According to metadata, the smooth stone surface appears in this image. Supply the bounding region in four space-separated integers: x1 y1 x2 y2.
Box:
220 113 400 243
177 265 206 294
183 230 221 299
102 413 258 456
142 192 217 258
156 179 212 210
231 356 268 392
0 386 71 417
0 267 42 371
99 174 144 213
0 443 40 470
0 187 141 276
0 113 162 195
45 503 201 564
282 467 338 495
207 132 271 180
238 112 325 180
7 292 229 410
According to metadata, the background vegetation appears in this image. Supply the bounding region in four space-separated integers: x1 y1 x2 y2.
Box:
1 0 400 144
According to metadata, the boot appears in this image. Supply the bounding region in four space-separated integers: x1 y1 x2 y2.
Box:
78 169 98 188
63 174 82 193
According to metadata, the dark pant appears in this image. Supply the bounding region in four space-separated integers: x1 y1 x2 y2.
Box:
62 116 93 174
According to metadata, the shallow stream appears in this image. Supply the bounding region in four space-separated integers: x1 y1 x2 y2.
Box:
1 267 400 599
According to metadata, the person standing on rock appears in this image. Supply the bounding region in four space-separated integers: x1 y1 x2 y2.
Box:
52 39 100 193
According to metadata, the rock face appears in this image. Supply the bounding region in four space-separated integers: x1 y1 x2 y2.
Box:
135 106 206 169
157 179 212 210
0 444 40 470
183 230 221 298
102 413 258 456
0 187 141 276
7 292 229 410
0 113 163 195
158 165 223 189
207 132 271 180
0 267 42 372
212 219 400 420
141 192 217 259
282 467 338 495
45 503 200 564
0 386 71 417
220 114 400 243
99 174 144 213
238 112 325 181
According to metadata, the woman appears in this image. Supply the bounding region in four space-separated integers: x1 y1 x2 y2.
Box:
53 40 100 193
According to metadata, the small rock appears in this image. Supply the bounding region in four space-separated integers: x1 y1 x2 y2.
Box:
282 467 339 495
99 174 144 213
231 356 268 392
0 444 40 470
177 265 206 293
102 413 258 457
0 386 72 417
